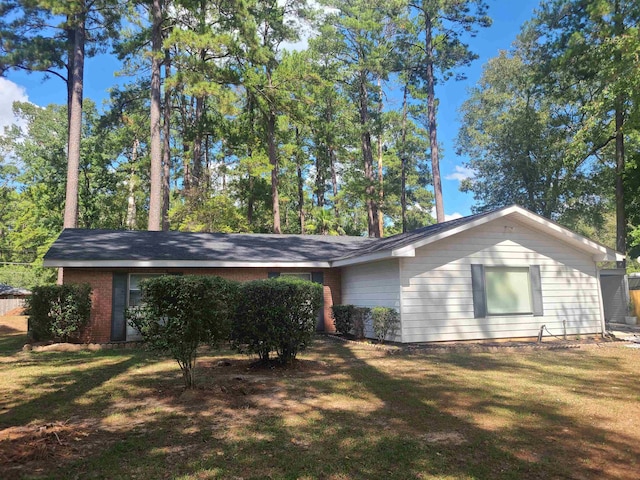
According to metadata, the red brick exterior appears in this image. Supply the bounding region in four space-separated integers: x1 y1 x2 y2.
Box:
61 266 341 343
63 269 114 343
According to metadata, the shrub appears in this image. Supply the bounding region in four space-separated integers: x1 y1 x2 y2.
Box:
352 307 370 340
25 284 92 342
232 277 323 365
371 307 400 343
127 275 239 388
331 304 356 335
331 304 369 339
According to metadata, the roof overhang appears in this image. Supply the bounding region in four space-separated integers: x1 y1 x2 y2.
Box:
332 205 622 267
43 259 332 269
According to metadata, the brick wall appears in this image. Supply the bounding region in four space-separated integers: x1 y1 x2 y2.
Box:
62 269 113 343
61 266 341 342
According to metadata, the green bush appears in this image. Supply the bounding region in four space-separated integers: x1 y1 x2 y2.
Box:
352 307 370 340
25 284 92 342
371 307 400 343
331 304 356 336
331 304 369 339
232 277 323 365
127 275 239 388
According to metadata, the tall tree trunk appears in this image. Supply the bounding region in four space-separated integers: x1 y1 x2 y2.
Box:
126 138 140 230
63 12 85 229
376 77 384 238
246 95 256 226
615 104 625 267
247 172 254 225
401 84 408 233
162 50 171 231
296 127 305 234
614 0 626 268
424 10 444 223
179 97 192 193
358 73 380 238
316 149 326 208
330 147 339 216
148 0 163 231
267 110 281 234
191 94 204 191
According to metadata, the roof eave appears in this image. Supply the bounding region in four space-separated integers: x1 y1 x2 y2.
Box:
387 205 622 262
43 259 332 269
331 248 415 267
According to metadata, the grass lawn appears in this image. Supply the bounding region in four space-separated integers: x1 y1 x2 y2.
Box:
1 318 639 479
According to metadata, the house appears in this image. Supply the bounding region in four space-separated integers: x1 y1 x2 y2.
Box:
43 205 621 343
0 284 31 316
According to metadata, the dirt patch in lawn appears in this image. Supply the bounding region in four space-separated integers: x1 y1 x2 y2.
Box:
0 316 27 335
0 420 120 479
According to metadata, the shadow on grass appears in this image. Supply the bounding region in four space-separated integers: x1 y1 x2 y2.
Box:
4 338 640 479
0 349 153 428
0 332 27 356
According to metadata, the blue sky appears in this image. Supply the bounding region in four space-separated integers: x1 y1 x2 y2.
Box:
0 0 541 220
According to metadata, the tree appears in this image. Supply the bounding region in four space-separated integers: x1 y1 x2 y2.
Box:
0 0 123 229
129 275 238 388
529 0 640 264
148 0 163 231
315 0 404 237
404 0 491 223
457 49 613 234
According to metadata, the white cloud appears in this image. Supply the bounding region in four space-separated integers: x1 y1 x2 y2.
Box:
0 78 29 134
445 165 475 182
430 207 463 222
281 0 338 52
444 212 463 221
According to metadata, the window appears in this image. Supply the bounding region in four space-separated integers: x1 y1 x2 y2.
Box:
485 267 532 315
471 264 543 318
125 274 166 341
280 272 312 281
128 274 161 307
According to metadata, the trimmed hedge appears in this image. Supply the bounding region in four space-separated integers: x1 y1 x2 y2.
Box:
331 304 370 340
127 275 239 388
331 304 356 336
232 277 322 364
25 284 92 342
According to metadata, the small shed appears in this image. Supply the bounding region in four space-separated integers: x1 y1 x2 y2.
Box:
599 269 629 324
0 283 31 316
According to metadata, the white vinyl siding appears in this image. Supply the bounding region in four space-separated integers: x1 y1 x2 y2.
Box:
341 259 401 342
399 217 602 343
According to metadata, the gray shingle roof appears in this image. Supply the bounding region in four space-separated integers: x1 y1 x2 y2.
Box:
0 283 31 296
44 229 375 263
43 210 496 265
332 210 495 261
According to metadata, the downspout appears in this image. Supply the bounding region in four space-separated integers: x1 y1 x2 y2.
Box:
398 257 404 344
595 268 607 338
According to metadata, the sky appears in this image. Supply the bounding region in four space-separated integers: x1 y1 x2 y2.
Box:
0 0 541 221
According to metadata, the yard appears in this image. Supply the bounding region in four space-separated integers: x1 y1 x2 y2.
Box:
1 317 639 480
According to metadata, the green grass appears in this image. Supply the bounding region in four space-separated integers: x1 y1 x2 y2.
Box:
1 328 639 479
